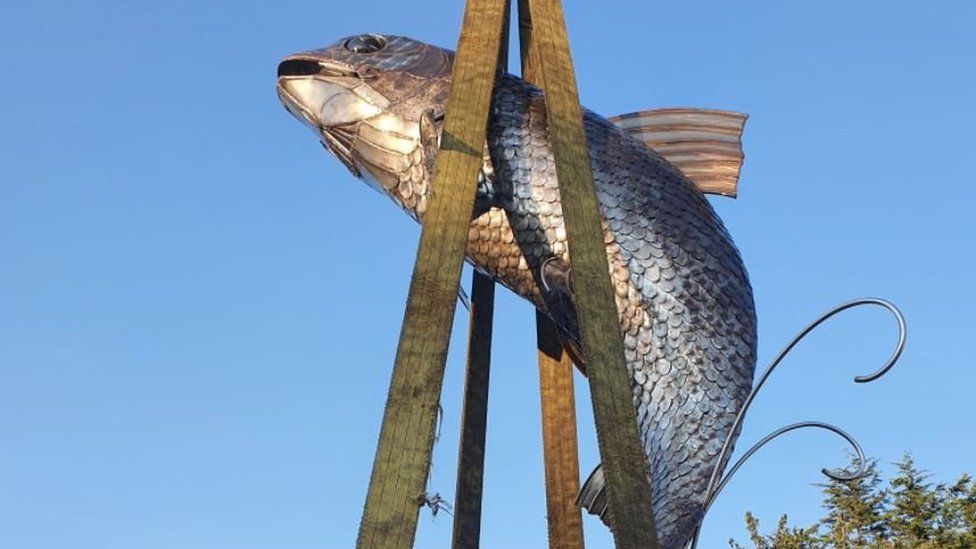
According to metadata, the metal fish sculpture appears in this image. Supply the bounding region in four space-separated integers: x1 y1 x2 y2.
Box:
277 33 757 548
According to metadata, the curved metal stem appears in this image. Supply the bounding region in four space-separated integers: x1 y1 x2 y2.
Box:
704 298 904 503
689 298 906 549
704 421 865 514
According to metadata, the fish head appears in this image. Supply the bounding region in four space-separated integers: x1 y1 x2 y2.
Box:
277 34 453 214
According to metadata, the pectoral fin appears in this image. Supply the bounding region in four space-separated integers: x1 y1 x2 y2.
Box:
609 108 747 198
419 108 442 178
539 257 587 373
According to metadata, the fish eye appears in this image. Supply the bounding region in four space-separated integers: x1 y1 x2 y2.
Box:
345 34 387 54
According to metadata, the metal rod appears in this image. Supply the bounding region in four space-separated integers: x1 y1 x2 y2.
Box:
689 298 907 549
705 421 866 513
703 298 906 505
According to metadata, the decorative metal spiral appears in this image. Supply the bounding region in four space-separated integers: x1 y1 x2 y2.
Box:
688 298 907 549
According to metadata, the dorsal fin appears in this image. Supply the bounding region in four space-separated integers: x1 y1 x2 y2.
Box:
609 108 747 198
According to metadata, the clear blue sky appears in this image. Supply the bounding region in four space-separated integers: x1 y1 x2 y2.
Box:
2 1 974 547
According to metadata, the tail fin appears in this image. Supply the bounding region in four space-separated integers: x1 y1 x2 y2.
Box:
577 464 611 527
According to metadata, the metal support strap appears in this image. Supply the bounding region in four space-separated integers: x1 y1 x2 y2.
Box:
356 1 507 546
519 1 660 547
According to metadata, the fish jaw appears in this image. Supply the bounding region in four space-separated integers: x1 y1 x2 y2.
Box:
276 73 384 130
277 59 392 186
276 66 434 206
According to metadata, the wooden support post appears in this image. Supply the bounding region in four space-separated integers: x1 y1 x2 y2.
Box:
355 1 507 547
536 311 586 549
519 1 660 547
450 272 496 549
357 0 657 546
519 4 585 547
451 3 508 546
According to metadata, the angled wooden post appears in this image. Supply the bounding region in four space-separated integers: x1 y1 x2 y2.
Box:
450 272 496 549
535 311 586 549
450 2 509 545
519 0 661 547
355 1 508 547
518 3 586 547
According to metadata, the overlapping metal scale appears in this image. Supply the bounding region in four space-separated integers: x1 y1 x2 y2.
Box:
609 108 747 197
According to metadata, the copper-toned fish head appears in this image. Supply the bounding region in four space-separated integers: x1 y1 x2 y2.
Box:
277 34 453 206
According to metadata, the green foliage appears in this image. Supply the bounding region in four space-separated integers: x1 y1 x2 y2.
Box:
731 454 976 548
728 512 818 548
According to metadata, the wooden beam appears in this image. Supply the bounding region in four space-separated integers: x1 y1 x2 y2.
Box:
518 1 660 547
355 1 508 546
451 4 508 545
450 272 496 549
536 311 586 549
519 4 585 547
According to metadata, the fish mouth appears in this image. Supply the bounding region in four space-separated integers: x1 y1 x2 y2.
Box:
276 57 382 128
277 57 359 79
276 82 318 128
276 57 381 176
276 53 401 182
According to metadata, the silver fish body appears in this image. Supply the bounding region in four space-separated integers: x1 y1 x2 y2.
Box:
277 34 757 548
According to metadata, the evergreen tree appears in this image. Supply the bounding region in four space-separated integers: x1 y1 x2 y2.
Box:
936 473 976 548
728 513 818 548
884 454 940 546
815 458 887 547
730 454 974 548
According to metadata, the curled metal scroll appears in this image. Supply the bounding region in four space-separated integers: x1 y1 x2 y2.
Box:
705 421 865 514
689 298 906 549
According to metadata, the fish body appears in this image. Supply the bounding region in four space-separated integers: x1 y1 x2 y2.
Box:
277 34 757 548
